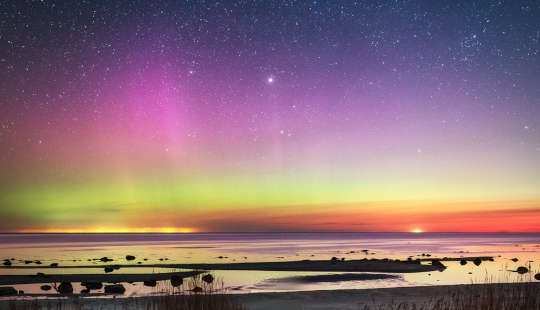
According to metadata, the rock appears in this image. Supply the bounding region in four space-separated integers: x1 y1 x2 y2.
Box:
36 272 46 277
126 255 136 261
18 290 24 295
50 263 58 267
192 286 203 293
104 284 126 294
534 273 540 281
170 275 183 287
81 282 102 290
40 285 52 291
460 259 467 265
2 260 11 266
202 274 214 284
144 280 157 287
113 265 120 270
516 266 529 274
80 289 90 294
511 258 518 262
431 259 446 269
104 266 114 273
57 282 73 294
24 260 32 264
34 260 42 265
473 258 482 266
100 257 113 262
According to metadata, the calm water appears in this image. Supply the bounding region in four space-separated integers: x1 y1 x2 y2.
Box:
1 233 539 297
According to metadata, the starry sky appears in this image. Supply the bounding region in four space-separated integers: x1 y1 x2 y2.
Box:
1 0 539 233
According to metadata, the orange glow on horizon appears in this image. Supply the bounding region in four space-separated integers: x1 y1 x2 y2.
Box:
16 227 195 233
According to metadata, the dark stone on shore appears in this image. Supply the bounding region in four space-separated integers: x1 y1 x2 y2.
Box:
144 280 157 287
36 272 46 277
171 275 183 287
40 285 52 291
202 274 214 284
104 284 126 294
100 257 113 262
34 260 42 265
113 265 120 270
57 282 73 294
80 289 90 294
460 260 467 265
81 282 102 290
2 260 11 266
24 260 32 264
517 266 529 274
18 290 24 295
473 258 482 266
535 273 540 281
126 255 136 261
431 259 446 269
511 258 518 262
104 267 114 273
50 263 58 267
192 286 203 293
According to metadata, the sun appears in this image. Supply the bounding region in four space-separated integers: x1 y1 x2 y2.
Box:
412 228 423 233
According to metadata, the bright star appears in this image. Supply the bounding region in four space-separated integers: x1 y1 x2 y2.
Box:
267 77 274 83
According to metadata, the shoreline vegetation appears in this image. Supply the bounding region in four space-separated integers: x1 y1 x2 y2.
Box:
1 283 539 309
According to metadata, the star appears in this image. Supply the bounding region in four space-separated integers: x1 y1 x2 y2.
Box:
267 77 274 84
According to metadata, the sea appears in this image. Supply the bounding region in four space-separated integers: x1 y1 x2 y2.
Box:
0 232 539 297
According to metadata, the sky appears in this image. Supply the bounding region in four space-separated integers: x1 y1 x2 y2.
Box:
0 0 539 233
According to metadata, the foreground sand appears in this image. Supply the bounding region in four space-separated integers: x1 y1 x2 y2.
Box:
1 283 539 310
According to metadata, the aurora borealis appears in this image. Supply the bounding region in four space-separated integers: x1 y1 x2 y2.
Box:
1 1 539 233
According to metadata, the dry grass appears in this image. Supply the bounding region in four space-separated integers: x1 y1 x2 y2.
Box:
4 273 246 310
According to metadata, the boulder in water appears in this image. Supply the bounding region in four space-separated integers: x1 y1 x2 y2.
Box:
104 266 114 273
126 255 136 261
534 273 540 281
460 259 467 265
516 266 529 274
57 282 73 294
81 282 102 290
473 258 482 266
104 284 126 294
40 285 52 291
